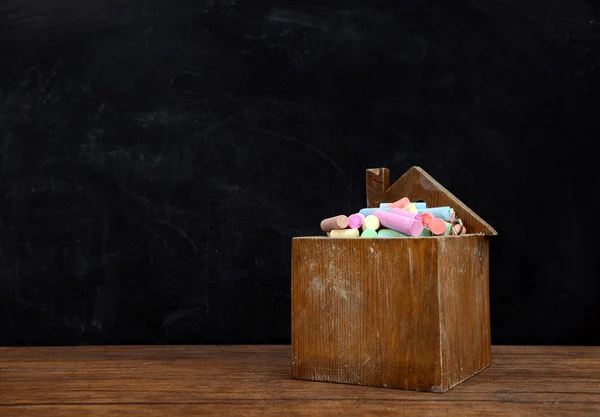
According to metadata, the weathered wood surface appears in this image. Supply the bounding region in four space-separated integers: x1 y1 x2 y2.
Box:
291 235 491 392
365 166 498 236
0 345 598 416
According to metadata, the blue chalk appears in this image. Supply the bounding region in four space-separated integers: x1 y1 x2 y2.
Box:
359 207 392 216
379 203 392 208
414 202 427 209
417 206 452 221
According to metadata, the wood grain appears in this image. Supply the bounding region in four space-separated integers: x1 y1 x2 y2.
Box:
0 345 598 416
291 235 491 391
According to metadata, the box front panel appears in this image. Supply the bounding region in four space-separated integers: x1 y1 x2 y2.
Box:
292 237 441 391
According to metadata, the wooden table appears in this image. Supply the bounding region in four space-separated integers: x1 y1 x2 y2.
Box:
0 345 598 416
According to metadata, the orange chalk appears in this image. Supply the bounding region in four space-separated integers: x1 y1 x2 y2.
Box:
429 218 451 236
390 197 410 209
320 215 349 232
453 223 467 235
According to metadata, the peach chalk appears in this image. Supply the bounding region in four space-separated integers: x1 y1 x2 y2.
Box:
429 218 452 236
361 215 380 231
330 229 360 238
453 223 467 235
389 208 422 221
348 213 365 229
420 212 434 227
390 197 410 209
320 215 349 232
373 210 423 237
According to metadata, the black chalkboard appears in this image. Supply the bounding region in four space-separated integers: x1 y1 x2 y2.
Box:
1 0 599 346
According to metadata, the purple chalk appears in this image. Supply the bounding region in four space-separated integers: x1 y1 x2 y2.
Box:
348 213 365 229
373 210 424 237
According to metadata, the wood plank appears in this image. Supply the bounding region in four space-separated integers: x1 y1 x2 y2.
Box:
0 346 599 416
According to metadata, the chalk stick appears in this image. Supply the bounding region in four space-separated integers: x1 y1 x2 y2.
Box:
373 210 424 237
348 213 365 229
418 206 452 221
414 201 427 210
389 208 422 221
359 207 392 216
403 203 418 213
420 227 432 237
390 197 410 209
361 214 380 231
330 229 360 238
320 215 349 232
420 212 434 228
449 208 456 222
360 229 378 238
429 218 452 236
379 203 392 208
453 223 467 235
377 228 409 238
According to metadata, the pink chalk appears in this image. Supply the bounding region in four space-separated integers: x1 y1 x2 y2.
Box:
348 213 365 229
390 197 411 209
389 208 422 222
429 218 449 236
420 212 434 227
320 215 349 232
453 223 467 235
373 210 423 237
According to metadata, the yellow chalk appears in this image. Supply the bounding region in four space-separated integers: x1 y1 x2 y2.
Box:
403 203 418 213
361 214 380 231
330 229 360 238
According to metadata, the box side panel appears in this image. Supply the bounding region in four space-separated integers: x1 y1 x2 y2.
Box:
291 237 442 391
438 235 492 390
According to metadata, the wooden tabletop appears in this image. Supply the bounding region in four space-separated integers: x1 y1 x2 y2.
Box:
0 345 598 416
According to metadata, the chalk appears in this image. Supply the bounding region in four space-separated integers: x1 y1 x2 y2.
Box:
361 215 380 231
453 223 467 235
330 229 360 238
420 212 434 228
429 218 452 236
389 208 422 221
420 227 432 237
403 203 418 213
348 213 365 229
360 229 378 238
418 206 452 221
449 209 456 222
379 203 392 208
320 215 349 232
390 197 410 209
359 207 392 216
414 201 427 210
373 210 424 237
377 229 409 238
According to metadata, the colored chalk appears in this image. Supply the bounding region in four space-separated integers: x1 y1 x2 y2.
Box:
359 207 393 216
390 197 410 209
377 229 409 238
330 229 360 238
379 203 392 208
414 201 427 210
320 215 349 232
362 215 380 231
348 213 365 229
420 212 434 228
418 206 452 221
373 210 424 237
449 208 456 222
453 223 467 235
420 227 432 237
403 203 418 213
389 208 422 221
429 218 452 236
360 229 378 238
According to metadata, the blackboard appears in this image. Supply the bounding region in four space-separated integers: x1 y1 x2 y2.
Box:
1 0 599 345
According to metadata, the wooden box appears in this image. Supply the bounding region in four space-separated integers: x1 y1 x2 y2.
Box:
291 166 497 392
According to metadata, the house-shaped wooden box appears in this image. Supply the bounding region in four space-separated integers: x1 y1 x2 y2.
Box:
291 166 497 392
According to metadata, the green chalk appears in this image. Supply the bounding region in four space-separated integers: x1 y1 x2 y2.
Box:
360 229 378 238
377 229 409 238
420 227 432 237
